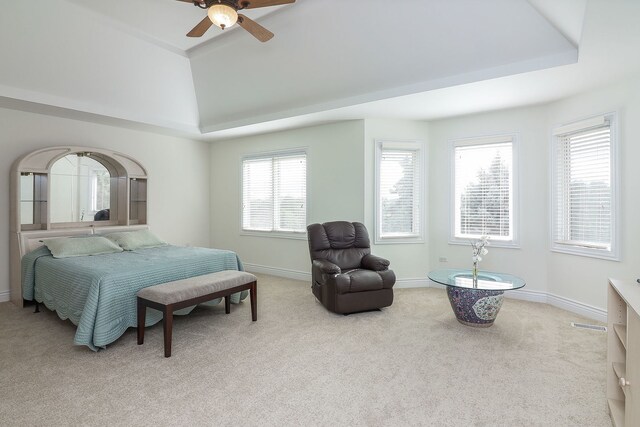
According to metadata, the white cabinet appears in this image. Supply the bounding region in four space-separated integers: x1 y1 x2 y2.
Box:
607 279 640 427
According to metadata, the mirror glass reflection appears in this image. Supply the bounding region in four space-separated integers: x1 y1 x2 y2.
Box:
50 154 111 223
20 174 34 225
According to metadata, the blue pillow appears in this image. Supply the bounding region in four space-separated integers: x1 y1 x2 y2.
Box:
105 230 167 251
43 236 123 258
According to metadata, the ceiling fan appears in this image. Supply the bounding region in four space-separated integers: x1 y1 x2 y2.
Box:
178 0 296 42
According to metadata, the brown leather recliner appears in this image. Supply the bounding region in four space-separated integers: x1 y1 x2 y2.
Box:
307 221 395 314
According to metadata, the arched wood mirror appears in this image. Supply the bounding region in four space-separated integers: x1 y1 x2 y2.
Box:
12 146 147 231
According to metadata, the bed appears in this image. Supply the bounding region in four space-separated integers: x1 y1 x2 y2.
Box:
21 234 248 351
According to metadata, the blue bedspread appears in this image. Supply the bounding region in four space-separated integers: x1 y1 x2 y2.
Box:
22 245 248 351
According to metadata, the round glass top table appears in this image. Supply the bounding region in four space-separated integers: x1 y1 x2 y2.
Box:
428 269 526 327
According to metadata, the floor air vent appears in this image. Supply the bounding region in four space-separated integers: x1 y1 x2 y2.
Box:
571 322 607 332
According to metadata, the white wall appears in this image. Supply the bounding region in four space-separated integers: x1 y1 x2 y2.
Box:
429 106 550 299
363 119 431 282
428 76 640 312
0 107 211 301
0 0 199 132
209 82 638 315
545 78 640 310
210 119 434 284
5 74 635 315
210 121 365 276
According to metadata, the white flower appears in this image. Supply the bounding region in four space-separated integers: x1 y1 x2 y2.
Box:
470 236 490 265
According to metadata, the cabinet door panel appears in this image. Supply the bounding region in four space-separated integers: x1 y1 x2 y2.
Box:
627 309 639 425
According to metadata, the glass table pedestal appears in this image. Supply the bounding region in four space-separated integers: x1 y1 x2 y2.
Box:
428 269 526 328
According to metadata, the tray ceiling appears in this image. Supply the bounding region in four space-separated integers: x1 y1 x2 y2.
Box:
4 0 638 140
191 0 577 132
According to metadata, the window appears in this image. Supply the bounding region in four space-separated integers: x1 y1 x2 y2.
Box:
551 114 618 260
375 140 424 243
451 135 517 245
242 151 307 235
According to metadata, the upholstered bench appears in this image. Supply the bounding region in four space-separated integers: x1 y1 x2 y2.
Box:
137 270 257 357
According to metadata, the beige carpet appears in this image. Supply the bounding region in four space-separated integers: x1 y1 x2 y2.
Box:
0 274 611 426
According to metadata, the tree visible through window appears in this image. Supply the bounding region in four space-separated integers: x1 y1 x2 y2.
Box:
376 140 424 242
460 153 510 237
552 114 617 259
453 137 515 242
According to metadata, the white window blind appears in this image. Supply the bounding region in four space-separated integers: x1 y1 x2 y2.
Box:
453 138 514 241
553 119 614 255
242 152 306 233
375 141 424 242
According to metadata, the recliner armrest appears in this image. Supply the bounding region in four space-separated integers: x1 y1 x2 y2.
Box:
361 254 390 271
312 259 341 275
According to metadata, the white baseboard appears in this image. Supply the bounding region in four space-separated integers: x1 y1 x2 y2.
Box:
395 278 432 289
0 290 10 303
243 263 311 282
242 270 435 289
243 267 607 322
504 288 606 322
505 287 548 304
545 293 607 323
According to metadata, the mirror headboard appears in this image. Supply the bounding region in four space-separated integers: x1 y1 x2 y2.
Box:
9 146 149 306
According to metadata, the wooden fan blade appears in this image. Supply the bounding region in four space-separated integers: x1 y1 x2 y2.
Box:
187 17 213 37
238 0 295 10
176 0 205 4
237 14 274 42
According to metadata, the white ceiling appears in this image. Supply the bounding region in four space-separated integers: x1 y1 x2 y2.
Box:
191 0 576 132
1 0 639 141
66 0 286 54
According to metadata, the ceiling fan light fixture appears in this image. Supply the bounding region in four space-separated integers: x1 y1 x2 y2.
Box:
208 4 238 30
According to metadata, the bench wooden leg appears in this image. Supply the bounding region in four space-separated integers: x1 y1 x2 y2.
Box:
250 281 257 321
138 278 258 357
137 298 146 345
164 306 173 358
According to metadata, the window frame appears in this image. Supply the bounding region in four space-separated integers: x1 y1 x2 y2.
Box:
374 139 425 245
449 134 520 248
240 148 308 240
550 113 619 261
